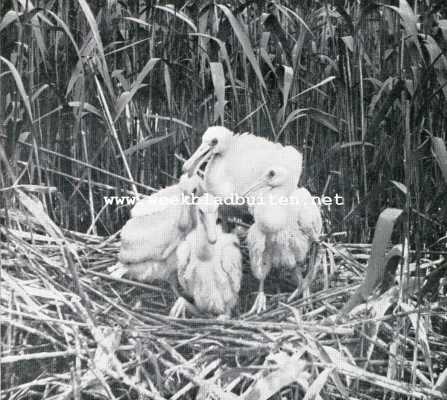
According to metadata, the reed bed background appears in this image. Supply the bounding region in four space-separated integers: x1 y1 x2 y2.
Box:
1 0 447 399
0 0 446 241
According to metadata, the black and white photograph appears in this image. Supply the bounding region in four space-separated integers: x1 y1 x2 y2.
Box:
1 0 447 399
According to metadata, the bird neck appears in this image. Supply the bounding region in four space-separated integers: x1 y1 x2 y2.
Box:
195 217 214 261
178 201 194 232
253 186 294 233
254 185 289 201
268 182 297 199
204 155 231 196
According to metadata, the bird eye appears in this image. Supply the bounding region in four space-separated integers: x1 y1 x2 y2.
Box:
210 138 218 146
268 170 275 178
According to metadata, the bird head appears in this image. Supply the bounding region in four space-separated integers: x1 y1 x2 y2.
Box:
178 174 204 195
243 166 292 196
196 193 219 244
182 126 234 176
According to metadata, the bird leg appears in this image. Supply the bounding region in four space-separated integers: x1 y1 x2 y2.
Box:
169 297 188 318
167 273 182 299
304 242 322 290
289 244 323 302
168 297 202 318
288 268 304 302
248 280 267 315
167 274 202 317
108 262 127 278
217 313 231 320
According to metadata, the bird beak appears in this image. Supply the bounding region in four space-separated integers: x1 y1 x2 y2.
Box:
182 144 213 177
203 213 217 244
242 177 269 197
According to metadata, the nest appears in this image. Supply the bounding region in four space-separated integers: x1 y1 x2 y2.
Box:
1 192 447 400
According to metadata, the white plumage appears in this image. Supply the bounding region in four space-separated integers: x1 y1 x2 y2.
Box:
170 194 243 318
117 175 201 293
245 166 322 314
115 126 318 319
130 174 200 219
183 126 303 199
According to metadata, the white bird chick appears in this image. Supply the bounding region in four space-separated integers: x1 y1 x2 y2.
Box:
131 174 202 218
170 193 243 319
244 166 322 314
182 126 303 199
117 174 202 296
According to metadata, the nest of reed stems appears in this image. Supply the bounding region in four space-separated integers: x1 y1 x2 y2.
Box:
1 189 447 400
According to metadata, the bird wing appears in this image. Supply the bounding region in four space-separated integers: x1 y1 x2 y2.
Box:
282 146 303 183
235 132 279 150
131 185 181 218
226 149 279 195
225 134 303 195
292 187 323 241
119 204 184 264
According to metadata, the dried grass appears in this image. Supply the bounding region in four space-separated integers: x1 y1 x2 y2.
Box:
1 195 446 400
1 1 447 398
